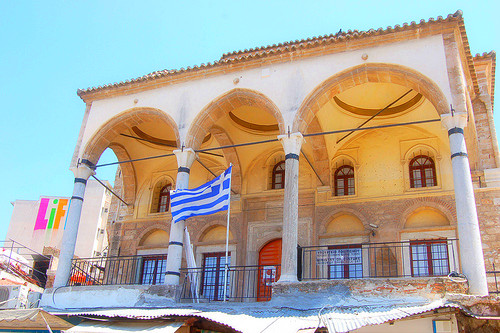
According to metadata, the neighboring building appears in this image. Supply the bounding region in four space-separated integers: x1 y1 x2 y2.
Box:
7 179 111 260
6 179 112 288
39 10 499 332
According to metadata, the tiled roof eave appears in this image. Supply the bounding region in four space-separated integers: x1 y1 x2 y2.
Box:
77 10 480 102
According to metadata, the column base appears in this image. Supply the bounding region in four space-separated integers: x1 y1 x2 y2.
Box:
277 274 299 283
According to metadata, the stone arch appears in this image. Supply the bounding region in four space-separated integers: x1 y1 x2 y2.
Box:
136 225 170 249
199 224 234 243
107 143 136 206
82 107 180 164
149 175 175 214
325 213 365 236
208 126 243 194
399 198 456 231
293 63 449 133
305 117 330 185
404 207 450 229
185 88 286 149
319 208 370 236
403 143 441 163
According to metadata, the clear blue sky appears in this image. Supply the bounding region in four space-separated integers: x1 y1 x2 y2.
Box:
1 1 498 241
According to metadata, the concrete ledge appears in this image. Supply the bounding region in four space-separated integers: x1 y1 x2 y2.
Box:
40 284 179 310
273 277 468 300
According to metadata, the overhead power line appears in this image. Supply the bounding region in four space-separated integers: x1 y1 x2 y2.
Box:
94 118 440 169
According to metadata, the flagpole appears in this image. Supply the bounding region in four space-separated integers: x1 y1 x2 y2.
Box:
223 163 232 302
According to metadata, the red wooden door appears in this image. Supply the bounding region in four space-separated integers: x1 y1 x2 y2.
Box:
257 239 282 301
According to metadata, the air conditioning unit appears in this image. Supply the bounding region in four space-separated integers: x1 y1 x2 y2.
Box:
0 285 29 309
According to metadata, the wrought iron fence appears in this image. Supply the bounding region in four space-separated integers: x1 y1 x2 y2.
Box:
299 239 459 280
179 264 280 302
486 263 500 295
68 254 168 286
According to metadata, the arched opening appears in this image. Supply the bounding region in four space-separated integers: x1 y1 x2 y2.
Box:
80 108 180 218
184 89 285 195
293 63 449 133
292 64 450 200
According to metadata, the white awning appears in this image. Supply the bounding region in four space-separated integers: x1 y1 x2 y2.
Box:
0 308 73 330
66 320 184 333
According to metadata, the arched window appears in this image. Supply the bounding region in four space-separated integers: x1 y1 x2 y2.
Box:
151 179 173 213
158 184 172 213
272 161 285 189
409 155 436 188
334 165 354 196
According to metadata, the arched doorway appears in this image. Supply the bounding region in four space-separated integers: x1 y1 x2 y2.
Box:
257 239 282 301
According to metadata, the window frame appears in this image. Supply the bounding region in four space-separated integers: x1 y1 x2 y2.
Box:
140 255 168 285
271 161 286 190
327 244 363 280
200 252 231 301
334 165 355 196
157 184 172 213
409 239 450 277
409 155 437 188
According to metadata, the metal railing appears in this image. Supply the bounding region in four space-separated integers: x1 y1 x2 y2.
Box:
0 240 51 288
68 254 168 286
486 263 500 295
299 239 459 280
179 264 280 302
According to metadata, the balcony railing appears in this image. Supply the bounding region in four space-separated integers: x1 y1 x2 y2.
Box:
69 239 461 300
179 264 280 302
299 239 459 280
0 240 51 288
68 254 168 286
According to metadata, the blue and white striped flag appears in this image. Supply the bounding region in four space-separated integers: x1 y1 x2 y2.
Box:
170 166 232 223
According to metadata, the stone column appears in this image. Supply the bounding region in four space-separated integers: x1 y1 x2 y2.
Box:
53 160 95 288
164 148 196 285
442 112 488 295
278 133 303 282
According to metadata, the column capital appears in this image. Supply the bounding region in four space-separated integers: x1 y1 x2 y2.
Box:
173 148 196 169
70 161 95 180
278 132 304 155
441 112 468 131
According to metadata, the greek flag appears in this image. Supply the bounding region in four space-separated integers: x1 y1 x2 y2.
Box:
170 166 232 223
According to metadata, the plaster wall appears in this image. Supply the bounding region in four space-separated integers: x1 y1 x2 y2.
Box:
352 315 458 333
76 35 451 162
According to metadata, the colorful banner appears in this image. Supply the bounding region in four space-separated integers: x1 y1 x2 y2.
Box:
34 197 69 231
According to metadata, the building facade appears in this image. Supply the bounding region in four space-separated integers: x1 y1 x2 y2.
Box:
40 10 499 333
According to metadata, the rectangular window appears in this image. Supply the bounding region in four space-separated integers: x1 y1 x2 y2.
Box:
201 252 231 301
410 240 449 277
141 255 168 285
327 245 363 279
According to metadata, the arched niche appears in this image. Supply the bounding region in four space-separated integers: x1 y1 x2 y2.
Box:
200 225 234 243
325 213 365 236
138 229 170 247
404 208 450 229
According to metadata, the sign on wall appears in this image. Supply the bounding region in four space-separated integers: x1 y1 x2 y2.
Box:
316 248 362 265
34 197 69 231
